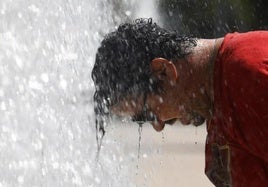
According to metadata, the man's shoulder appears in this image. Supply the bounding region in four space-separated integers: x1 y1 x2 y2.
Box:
224 30 268 42
218 31 268 66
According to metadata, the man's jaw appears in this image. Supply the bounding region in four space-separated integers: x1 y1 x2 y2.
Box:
151 114 204 132
178 112 205 126
191 113 205 126
164 118 178 125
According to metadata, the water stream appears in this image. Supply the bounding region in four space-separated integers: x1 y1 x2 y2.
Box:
0 0 160 186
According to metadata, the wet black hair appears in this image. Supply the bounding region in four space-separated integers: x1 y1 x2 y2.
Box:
91 18 196 144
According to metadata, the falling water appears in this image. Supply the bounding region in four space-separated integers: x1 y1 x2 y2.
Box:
195 126 198 144
0 0 160 186
135 124 143 175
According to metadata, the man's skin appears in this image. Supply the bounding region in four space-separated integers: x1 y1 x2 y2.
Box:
111 38 224 131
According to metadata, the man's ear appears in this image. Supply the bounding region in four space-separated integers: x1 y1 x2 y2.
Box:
151 58 178 82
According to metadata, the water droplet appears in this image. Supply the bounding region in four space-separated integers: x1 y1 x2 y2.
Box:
17 176 24 184
17 12 22 18
125 10 131 16
0 102 6 111
60 79 67 90
41 73 49 83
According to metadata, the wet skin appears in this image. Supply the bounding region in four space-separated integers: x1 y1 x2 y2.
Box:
110 91 205 131
110 38 223 131
110 58 206 131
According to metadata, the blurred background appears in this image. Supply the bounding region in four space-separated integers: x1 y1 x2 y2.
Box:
0 0 267 187
158 0 268 37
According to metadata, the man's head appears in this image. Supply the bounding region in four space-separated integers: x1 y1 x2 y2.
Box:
92 18 197 131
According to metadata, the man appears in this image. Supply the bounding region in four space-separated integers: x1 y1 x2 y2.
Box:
92 18 268 186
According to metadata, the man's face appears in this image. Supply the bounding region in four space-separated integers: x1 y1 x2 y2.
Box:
110 89 201 131
109 57 206 131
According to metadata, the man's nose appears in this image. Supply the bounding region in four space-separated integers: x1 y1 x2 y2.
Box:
151 120 165 131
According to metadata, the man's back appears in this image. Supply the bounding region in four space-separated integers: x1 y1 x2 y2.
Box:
206 31 268 187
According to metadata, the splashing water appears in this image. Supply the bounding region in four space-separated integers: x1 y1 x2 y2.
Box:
0 0 160 186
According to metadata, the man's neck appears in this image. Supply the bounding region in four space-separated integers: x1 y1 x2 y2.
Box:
183 38 224 119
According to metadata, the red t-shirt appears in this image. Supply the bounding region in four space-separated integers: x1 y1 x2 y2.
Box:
205 31 268 187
